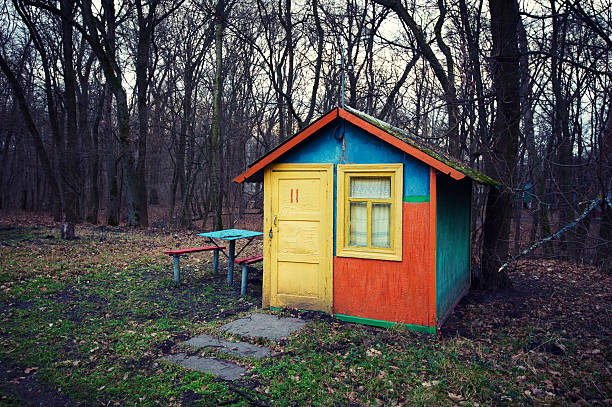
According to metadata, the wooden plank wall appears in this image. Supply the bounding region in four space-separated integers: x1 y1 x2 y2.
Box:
333 202 435 326
435 176 471 320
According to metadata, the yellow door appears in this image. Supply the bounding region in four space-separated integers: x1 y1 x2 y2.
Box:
263 164 333 313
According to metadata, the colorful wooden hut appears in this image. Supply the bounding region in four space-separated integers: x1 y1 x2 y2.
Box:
234 107 497 333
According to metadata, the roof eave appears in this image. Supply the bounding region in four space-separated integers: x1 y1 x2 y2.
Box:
341 106 499 186
233 106 498 186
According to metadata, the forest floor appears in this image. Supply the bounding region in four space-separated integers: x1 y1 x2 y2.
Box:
0 213 610 406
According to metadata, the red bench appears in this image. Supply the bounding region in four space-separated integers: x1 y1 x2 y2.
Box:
164 246 225 283
235 254 263 295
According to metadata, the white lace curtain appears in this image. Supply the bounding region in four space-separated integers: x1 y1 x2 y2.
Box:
349 177 391 199
348 177 391 248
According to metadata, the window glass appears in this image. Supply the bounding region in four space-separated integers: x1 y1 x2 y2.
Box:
371 203 391 247
349 202 367 246
349 177 391 199
337 164 402 261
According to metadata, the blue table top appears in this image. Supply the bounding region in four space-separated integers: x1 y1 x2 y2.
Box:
197 229 263 240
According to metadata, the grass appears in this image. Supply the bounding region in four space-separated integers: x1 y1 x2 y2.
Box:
0 221 610 406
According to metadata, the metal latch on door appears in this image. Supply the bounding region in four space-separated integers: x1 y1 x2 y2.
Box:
269 215 277 238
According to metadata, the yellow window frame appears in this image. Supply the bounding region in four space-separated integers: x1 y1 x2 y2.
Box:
336 164 403 261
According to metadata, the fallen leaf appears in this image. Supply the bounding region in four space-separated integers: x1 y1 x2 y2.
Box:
422 380 439 388
448 392 463 401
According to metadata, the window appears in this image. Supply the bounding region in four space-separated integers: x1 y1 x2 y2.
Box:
337 164 403 261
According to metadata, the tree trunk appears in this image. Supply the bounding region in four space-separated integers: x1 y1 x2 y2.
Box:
0 104 14 210
87 84 104 224
513 150 525 255
478 0 520 289
148 95 167 207
458 0 487 156
176 67 193 225
134 0 155 227
77 50 94 222
61 222 75 240
434 0 460 156
149 107 163 207
211 0 224 231
550 2 574 256
115 90 141 226
104 84 120 226
60 0 80 234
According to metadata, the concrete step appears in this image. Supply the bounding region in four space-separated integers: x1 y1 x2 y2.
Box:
183 333 272 359
219 313 307 340
162 353 247 381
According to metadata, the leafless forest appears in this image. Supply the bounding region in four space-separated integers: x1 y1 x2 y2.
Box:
0 0 610 286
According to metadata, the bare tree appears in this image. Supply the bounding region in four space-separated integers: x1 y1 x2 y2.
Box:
373 0 461 156
477 0 520 289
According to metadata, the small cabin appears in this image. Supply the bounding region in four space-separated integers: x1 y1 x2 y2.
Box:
234 107 497 333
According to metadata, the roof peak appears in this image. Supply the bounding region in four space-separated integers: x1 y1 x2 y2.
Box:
234 106 497 186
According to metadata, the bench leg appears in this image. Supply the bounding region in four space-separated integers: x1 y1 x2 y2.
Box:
173 255 180 283
227 240 235 285
213 249 219 274
241 265 248 295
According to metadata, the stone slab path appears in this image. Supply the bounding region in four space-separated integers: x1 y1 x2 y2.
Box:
219 313 307 340
183 333 271 359
162 353 247 381
162 313 307 381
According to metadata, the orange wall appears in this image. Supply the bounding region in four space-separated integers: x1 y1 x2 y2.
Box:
333 202 435 326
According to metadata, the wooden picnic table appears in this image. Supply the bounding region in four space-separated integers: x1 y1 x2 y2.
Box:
197 229 263 285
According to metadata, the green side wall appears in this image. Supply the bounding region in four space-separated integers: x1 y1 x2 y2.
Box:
436 176 471 321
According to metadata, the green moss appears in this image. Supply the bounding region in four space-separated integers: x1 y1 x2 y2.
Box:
344 106 498 186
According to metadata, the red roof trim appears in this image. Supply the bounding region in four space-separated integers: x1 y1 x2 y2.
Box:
337 109 465 180
233 107 465 183
233 108 339 183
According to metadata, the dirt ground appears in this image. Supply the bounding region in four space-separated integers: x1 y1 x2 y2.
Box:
0 211 611 406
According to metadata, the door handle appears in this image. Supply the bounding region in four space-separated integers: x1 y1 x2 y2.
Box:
269 215 277 239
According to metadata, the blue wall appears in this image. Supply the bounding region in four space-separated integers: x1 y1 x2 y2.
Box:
279 120 430 196
276 118 430 255
435 175 471 320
